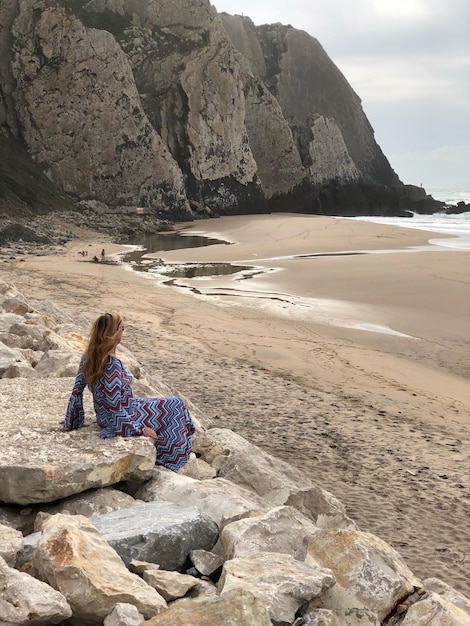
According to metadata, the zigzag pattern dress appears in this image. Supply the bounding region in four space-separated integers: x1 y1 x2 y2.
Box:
65 355 195 471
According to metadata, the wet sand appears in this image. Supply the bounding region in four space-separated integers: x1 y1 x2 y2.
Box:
3 213 469 595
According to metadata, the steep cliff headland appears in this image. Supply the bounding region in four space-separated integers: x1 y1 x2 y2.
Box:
0 0 443 226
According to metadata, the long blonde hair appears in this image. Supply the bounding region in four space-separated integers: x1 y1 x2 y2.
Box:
84 313 122 384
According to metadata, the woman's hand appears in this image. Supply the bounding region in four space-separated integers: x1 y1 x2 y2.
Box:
142 426 157 439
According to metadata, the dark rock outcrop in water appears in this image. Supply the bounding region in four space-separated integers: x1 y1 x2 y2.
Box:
0 0 443 224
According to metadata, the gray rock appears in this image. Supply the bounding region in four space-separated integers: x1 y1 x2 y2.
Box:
1 295 32 315
182 454 217 480
308 115 360 185
243 71 307 198
0 504 36 534
1 0 409 222
184 578 219 600
190 548 224 577
129 559 161 576
233 20 399 185
0 279 17 296
219 13 267 78
27 299 74 325
20 496 212 571
88 500 219 569
0 328 36 348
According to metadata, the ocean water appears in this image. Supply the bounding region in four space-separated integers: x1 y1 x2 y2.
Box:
348 186 470 251
425 186 470 206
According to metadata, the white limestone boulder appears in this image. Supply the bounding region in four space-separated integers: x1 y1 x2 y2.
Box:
400 592 470 625
302 607 380 625
129 560 218 604
34 349 82 377
221 504 319 560
424 578 470 616
0 377 156 505
33 514 167 624
1 429 156 506
0 312 26 333
218 551 335 624
1 295 33 315
183 454 217 479
0 555 72 625
2 362 38 378
143 568 199 601
135 467 269 526
142 589 273 625
0 278 18 296
104 603 144 626
0 522 23 566
201 428 355 529
0 343 28 375
33 486 140 531
27 299 74 325
305 529 423 621
220 506 318 561
0 329 36 349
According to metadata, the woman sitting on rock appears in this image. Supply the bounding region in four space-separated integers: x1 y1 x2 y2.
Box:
64 312 195 471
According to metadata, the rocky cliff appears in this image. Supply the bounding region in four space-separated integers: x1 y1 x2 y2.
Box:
0 0 442 224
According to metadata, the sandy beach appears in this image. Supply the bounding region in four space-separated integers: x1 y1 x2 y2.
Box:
3 213 469 596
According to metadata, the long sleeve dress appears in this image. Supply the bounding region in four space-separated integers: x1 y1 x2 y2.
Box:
65 355 195 472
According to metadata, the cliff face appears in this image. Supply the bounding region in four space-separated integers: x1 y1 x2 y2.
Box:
220 15 399 187
0 0 438 221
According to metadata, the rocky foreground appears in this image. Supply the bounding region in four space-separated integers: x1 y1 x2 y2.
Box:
0 277 469 626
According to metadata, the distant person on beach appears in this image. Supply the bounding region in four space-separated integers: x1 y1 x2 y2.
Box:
100 248 106 262
64 312 195 471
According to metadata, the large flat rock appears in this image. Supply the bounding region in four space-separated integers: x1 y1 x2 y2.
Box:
0 378 156 505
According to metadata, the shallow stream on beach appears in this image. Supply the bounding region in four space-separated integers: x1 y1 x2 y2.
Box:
119 230 248 280
117 213 469 343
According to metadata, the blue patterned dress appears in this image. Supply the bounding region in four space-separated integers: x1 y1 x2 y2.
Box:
65 355 195 471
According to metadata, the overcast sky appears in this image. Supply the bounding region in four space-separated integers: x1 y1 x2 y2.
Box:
213 0 470 192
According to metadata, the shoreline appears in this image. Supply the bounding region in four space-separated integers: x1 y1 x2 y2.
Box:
2 213 469 596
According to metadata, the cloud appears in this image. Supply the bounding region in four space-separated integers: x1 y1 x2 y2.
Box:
336 55 470 105
390 146 470 187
